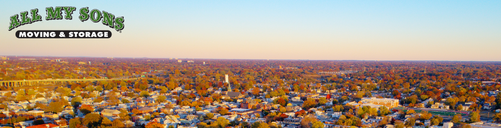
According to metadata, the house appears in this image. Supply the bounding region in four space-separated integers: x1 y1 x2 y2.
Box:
443 122 453 128
469 121 501 128
331 112 342 118
226 92 243 99
101 109 121 119
54 119 68 128
138 107 155 114
483 103 491 110
431 103 449 110
26 124 59 128
163 115 181 128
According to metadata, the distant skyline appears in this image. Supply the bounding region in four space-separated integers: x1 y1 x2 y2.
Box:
1 1 501 61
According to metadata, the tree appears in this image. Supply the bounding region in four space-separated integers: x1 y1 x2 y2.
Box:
279 106 287 113
121 98 130 103
251 122 269 128
101 117 112 127
302 99 317 110
121 85 128 92
198 122 208 128
56 87 72 97
315 97 326 105
146 121 165 128
79 105 94 115
71 96 82 107
446 97 458 109
15 89 26 101
107 92 120 106
45 101 65 113
419 111 432 120
96 86 103 92
432 115 443 124
431 118 440 126
494 113 501 123
369 108 378 116
452 114 462 123
469 111 480 122
216 117 230 128
140 91 150 98
112 119 125 128
204 113 214 120
82 113 102 128
457 104 463 111
406 109 415 115
119 109 130 121
69 117 82 128
379 106 390 116
218 107 229 115
496 92 501 109
301 115 320 128
156 95 167 103
312 120 324 128
252 87 260 96
159 86 168 94
404 117 415 127
333 105 344 112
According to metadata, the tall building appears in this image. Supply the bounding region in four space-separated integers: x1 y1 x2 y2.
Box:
225 74 231 91
225 74 229 83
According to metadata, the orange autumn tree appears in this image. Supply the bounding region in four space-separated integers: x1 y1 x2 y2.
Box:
146 121 165 128
79 104 94 115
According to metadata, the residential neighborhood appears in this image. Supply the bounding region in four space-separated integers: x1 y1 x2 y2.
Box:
0 57 500 128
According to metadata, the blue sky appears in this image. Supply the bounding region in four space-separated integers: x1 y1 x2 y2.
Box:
1 0 500 61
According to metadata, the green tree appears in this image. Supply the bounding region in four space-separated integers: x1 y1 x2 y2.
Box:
395 121 404 128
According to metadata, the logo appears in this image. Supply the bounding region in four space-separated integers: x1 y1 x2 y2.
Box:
8 6 125 39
